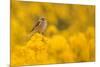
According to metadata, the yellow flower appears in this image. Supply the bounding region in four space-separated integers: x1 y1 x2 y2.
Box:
48 35 76 63
86 26 95 39
11 1 95 66
46 25 58 37
69 32 90 61
88 38 95 61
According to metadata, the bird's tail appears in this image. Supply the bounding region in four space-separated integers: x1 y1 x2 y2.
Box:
22 30 36 43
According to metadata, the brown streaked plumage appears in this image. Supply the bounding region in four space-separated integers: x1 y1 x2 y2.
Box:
26 17 47 41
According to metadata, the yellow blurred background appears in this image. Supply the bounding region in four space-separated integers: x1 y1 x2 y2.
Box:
11 0 95 66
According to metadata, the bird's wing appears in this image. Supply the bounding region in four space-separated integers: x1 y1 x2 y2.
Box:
31 21 41 32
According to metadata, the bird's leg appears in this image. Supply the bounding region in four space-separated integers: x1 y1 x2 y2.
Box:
41 32 45 42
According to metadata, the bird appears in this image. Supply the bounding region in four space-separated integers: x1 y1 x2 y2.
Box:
25 16 47 41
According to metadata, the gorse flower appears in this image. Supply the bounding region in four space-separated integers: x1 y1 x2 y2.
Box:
11 1 95 66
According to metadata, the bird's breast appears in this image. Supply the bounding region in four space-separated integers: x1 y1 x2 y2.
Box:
39 21 47 32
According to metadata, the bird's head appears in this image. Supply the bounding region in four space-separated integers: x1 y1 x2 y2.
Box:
39 16 46 21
